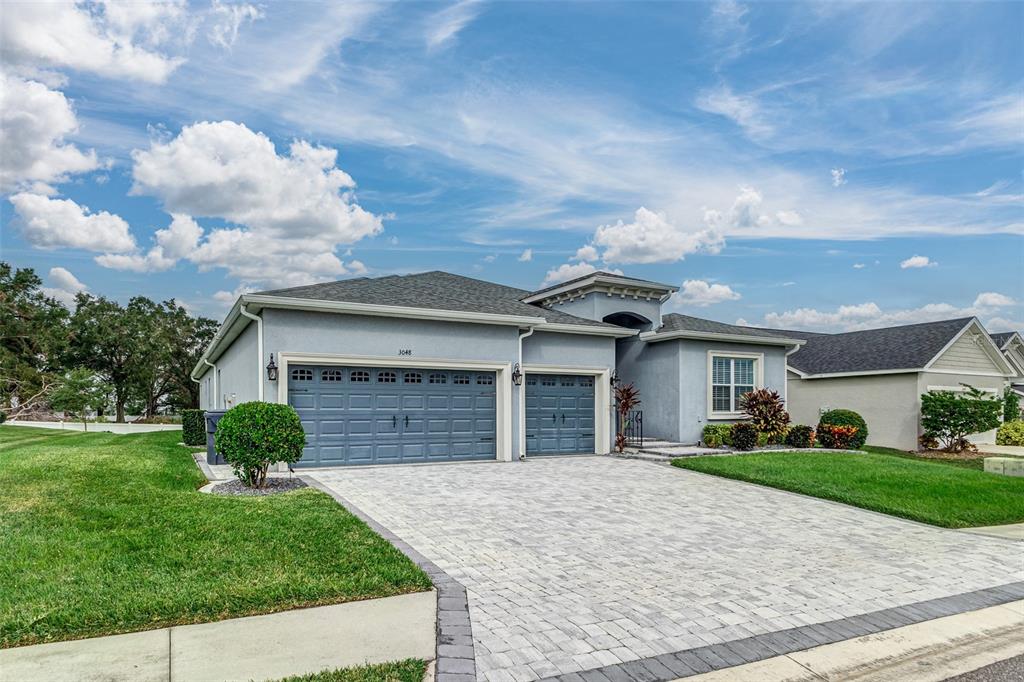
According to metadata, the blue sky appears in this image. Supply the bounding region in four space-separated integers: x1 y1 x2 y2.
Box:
1 0 1021 331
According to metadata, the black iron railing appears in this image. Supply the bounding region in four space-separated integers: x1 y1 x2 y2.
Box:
617 410 643 447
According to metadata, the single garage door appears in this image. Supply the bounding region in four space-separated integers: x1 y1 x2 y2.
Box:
525 374 595 455
288 365 497 467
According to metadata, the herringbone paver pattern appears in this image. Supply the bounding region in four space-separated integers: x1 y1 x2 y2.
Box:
309 457 1021 682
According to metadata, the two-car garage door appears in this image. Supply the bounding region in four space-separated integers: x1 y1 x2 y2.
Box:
288 365 497 467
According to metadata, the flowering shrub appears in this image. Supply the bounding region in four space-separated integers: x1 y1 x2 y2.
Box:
817 409 868 449
817 424 859 449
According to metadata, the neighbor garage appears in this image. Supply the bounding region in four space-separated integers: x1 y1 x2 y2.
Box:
288 364 497 467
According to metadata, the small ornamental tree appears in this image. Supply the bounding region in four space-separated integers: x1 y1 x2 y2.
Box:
49 369 111 431
730 422 758 451
739 388 790 443
1003 387 1021 423
214 402 306 488
614 382 641 452
181 409 206 446
818 409 868 449
920 386 1002 452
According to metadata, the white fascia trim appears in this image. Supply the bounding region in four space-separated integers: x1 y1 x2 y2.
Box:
922 318 1014 375
274 352 514 462
245 294 546 328
786 365 809 378
797 368 923 379
641 329 805 348
533 322 638 338
522 364 612 455
521 273 677 304
920 368 1012 378
190 299 244 380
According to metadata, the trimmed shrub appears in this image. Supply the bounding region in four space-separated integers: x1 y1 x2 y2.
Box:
1003 388 1021 423
784 425 815 449
181 409 205 446
740 388 790 444
214 402 306 488
817 424 859 449
702 423 733 448
921 386 1001 452
730 422 758 451
818 409 868 449
996 421 1024 446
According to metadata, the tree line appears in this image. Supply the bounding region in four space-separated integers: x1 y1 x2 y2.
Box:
1 262 218 422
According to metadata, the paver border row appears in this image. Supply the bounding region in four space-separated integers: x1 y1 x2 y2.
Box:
539 581 1024 682
303 476 477 682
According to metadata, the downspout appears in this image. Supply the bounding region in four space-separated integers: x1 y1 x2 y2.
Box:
783 342 805 406
203 359 217 409
517 326 536 461
239 304 264 402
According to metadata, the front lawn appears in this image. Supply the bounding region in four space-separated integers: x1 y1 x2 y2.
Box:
672 450 1024 528
273 659 427 682
862 444 1018 471
0 427 431 648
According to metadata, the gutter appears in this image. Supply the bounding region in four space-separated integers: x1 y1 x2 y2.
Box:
639 329 806 348
238 304 264 401
516 326 536 461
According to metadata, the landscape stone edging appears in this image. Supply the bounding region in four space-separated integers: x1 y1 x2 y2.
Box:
538 581 1024 682
301 476 476 682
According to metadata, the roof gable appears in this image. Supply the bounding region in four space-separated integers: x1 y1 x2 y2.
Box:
928 322 1011 375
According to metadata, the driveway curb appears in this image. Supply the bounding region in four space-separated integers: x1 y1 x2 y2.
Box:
537 582 1024 682
302 476 477 682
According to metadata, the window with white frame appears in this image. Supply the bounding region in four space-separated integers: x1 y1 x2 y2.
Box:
710 355 757 414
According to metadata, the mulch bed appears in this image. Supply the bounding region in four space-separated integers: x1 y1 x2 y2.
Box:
211 478 308 496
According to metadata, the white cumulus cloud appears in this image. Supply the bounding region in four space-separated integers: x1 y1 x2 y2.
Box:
517 248 533 262
831 168 847 187
9 192 135 253
0 73 99 193
122 121 384 287
672 280 741 307
574 244 600 262
592 207 724 264
541 262 623 287
0 1 188 83
974 292 1016 308
900 254 937 269
41 266 88 308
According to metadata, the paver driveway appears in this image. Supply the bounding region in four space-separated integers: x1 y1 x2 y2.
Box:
309 457 1021 682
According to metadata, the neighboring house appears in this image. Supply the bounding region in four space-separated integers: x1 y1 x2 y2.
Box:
990 331 1024 407
192 271 799 467
785 318 1016 450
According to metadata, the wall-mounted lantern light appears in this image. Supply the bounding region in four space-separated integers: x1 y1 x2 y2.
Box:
610 369 619 386
266 354 279 381
511 362 523 386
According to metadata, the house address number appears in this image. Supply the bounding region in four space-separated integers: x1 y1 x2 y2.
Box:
398 349 413 356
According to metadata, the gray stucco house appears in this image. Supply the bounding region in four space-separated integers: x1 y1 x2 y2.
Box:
785 318 1017 450
192 270 801 467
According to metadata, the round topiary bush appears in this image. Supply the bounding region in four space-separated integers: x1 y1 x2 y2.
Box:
730 422 758 451
996 420 1024 446
818 409 868 449
214 402 306 488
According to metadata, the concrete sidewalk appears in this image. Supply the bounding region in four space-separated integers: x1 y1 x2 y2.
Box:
0 591 436 682
679 600 1024 682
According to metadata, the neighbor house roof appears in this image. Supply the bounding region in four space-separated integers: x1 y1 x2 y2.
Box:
255 271 623 329
786 317 976 376
990 331 1020 349
640 313 805 348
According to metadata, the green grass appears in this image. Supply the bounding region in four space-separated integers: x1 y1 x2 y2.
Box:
0 426 431 648
672 449 1024 528
271 659 427 682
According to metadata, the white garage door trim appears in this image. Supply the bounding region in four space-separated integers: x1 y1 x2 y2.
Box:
520 364 611 457
276 352 514 462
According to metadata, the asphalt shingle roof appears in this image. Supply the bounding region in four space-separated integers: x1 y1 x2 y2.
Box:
256 271 622 329
787 317 973 375
653 314 802 341
990 331 1018 349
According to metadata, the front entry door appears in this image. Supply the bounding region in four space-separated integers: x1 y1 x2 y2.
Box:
525 374 595 455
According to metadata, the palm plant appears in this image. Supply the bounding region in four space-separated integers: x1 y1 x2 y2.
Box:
614 382 641 452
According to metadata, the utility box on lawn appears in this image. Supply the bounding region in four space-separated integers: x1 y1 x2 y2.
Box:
984 457 1024 477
